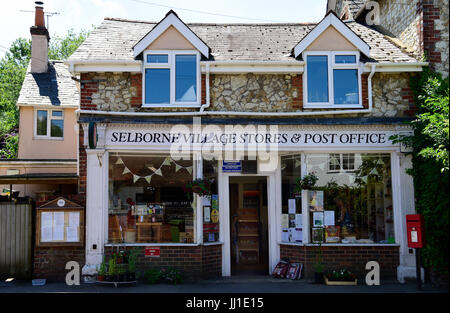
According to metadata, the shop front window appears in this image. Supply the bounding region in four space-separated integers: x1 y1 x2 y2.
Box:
305 153 394 244
108 154 195 244
202 158 219 243
281 154 303 243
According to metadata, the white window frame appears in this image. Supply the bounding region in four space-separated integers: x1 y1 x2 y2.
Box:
327 153 356 173
142 50 201 108
34 108 64 140
303 51 362 109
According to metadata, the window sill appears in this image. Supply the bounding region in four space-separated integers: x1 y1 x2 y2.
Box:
279 242 400 247
303 104 364 110
105 242 200 247
203 241 224 246
141 104 202 109
33 136 64 141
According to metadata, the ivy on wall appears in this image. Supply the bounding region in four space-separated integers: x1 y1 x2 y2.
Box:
394 67 449 278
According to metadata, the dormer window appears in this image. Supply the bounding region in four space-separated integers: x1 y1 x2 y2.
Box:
143 50 200 107
304 51 361 108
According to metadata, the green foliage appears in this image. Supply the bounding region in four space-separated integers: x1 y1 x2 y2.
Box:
392 67 449 275
325 269 356 281
160 267 183 285
295 172 319 192
143 268 162 284
0 29 90 158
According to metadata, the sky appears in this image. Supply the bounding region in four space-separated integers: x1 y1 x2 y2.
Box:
0 0 327 59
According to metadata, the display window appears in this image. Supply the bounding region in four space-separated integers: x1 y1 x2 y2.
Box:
305 153 394 244
202 158 219 243
108 153 195 244
281 154 303 243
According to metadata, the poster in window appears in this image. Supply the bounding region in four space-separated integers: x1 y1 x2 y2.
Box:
203 206 211 223
325 226 340 243
313 212 324 227
312 227 324 243
309 190 324 211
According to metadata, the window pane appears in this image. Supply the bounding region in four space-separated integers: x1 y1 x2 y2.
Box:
147 54 168 63
306 153 394 244
108 154 194 244
281 154 302 243
37 110 47 136
175 55 197 102
307 55 329 103
52 110 63 117
145 68 170 104
335 55 356 64
203 158 219 243
333 69 359 104
50 119 64 137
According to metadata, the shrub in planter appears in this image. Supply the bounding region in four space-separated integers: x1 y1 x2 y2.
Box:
144 268 161 284
161 267 183 285
97 259 107 281
325 269 357 285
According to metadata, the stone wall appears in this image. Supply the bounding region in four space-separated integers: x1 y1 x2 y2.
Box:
369 72 416 117
209 74 301 112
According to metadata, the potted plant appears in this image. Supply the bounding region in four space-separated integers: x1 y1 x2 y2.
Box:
161 267 183 285
312 242 325 284
144 268 161 284
325 269 358 286
295 172 319 193
108 258 116 282
117 265 127 282
97 258 107 281
127 249 138 281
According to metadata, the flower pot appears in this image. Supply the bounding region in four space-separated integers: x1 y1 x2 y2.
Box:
325 277 358 286
314 272 325 284
97 275 105 281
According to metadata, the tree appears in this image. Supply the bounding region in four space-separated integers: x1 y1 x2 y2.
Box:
0 28 90 158
392 68 449 285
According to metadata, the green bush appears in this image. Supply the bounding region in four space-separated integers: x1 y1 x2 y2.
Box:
143 268 161 284
393 67 449 277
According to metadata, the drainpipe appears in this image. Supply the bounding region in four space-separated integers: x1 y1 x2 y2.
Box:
199 63 210 113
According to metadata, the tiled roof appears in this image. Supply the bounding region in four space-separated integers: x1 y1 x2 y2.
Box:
17 61 79 107
67 17 419 63
347 0 366 18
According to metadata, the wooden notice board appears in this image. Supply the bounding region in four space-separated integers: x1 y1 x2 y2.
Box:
36 197 84 247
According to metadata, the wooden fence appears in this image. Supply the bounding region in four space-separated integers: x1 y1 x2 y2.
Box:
0 202 32 279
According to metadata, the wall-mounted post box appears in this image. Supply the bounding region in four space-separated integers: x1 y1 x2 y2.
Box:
406 214 425 248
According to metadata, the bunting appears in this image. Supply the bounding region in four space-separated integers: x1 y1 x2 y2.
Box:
115 156 194 184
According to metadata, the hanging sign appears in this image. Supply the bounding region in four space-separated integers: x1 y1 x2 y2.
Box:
222 161 241 172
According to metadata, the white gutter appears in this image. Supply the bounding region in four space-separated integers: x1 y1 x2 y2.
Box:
76 64 379 117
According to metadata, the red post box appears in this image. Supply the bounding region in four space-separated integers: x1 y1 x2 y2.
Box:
406 214 425 248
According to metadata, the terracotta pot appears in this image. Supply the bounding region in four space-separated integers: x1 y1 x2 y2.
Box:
97 275 105 281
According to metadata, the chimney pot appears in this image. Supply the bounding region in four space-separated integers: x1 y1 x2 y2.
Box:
35 5 45 28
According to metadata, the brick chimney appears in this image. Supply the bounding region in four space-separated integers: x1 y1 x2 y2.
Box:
30 1 50 73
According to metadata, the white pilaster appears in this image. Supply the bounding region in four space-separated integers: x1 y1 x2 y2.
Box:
82 149 109 279
392 152 423 282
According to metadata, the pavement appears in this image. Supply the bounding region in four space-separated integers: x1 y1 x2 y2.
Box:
0 275 448 293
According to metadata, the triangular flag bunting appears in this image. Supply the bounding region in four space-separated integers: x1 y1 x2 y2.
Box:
123 167 130 175
360 175 368 183
162 157 172 167
294 159 301 168
133 174 140 183
186 167 193 175
145 175 152 184
175 164 182 172
369 168 378 175
115 158 124 165
154 168 163 176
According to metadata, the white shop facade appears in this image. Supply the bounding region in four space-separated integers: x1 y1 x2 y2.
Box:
81 120 418 281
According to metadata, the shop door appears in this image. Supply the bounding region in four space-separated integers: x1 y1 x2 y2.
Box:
229 176 269 275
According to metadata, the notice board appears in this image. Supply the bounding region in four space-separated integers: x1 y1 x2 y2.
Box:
36 197 84 247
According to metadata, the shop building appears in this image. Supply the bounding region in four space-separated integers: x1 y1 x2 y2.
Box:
66 10 427 282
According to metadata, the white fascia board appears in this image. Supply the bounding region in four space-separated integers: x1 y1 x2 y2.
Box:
363 62 427 73
294 13 370 57
65 60 141 73
133 13 209 58
17 103 79 109
206 66 303 74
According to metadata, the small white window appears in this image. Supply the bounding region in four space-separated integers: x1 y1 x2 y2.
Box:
35 109 64 139
304 51 362 109
143 50 201 107
328 153 355 172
